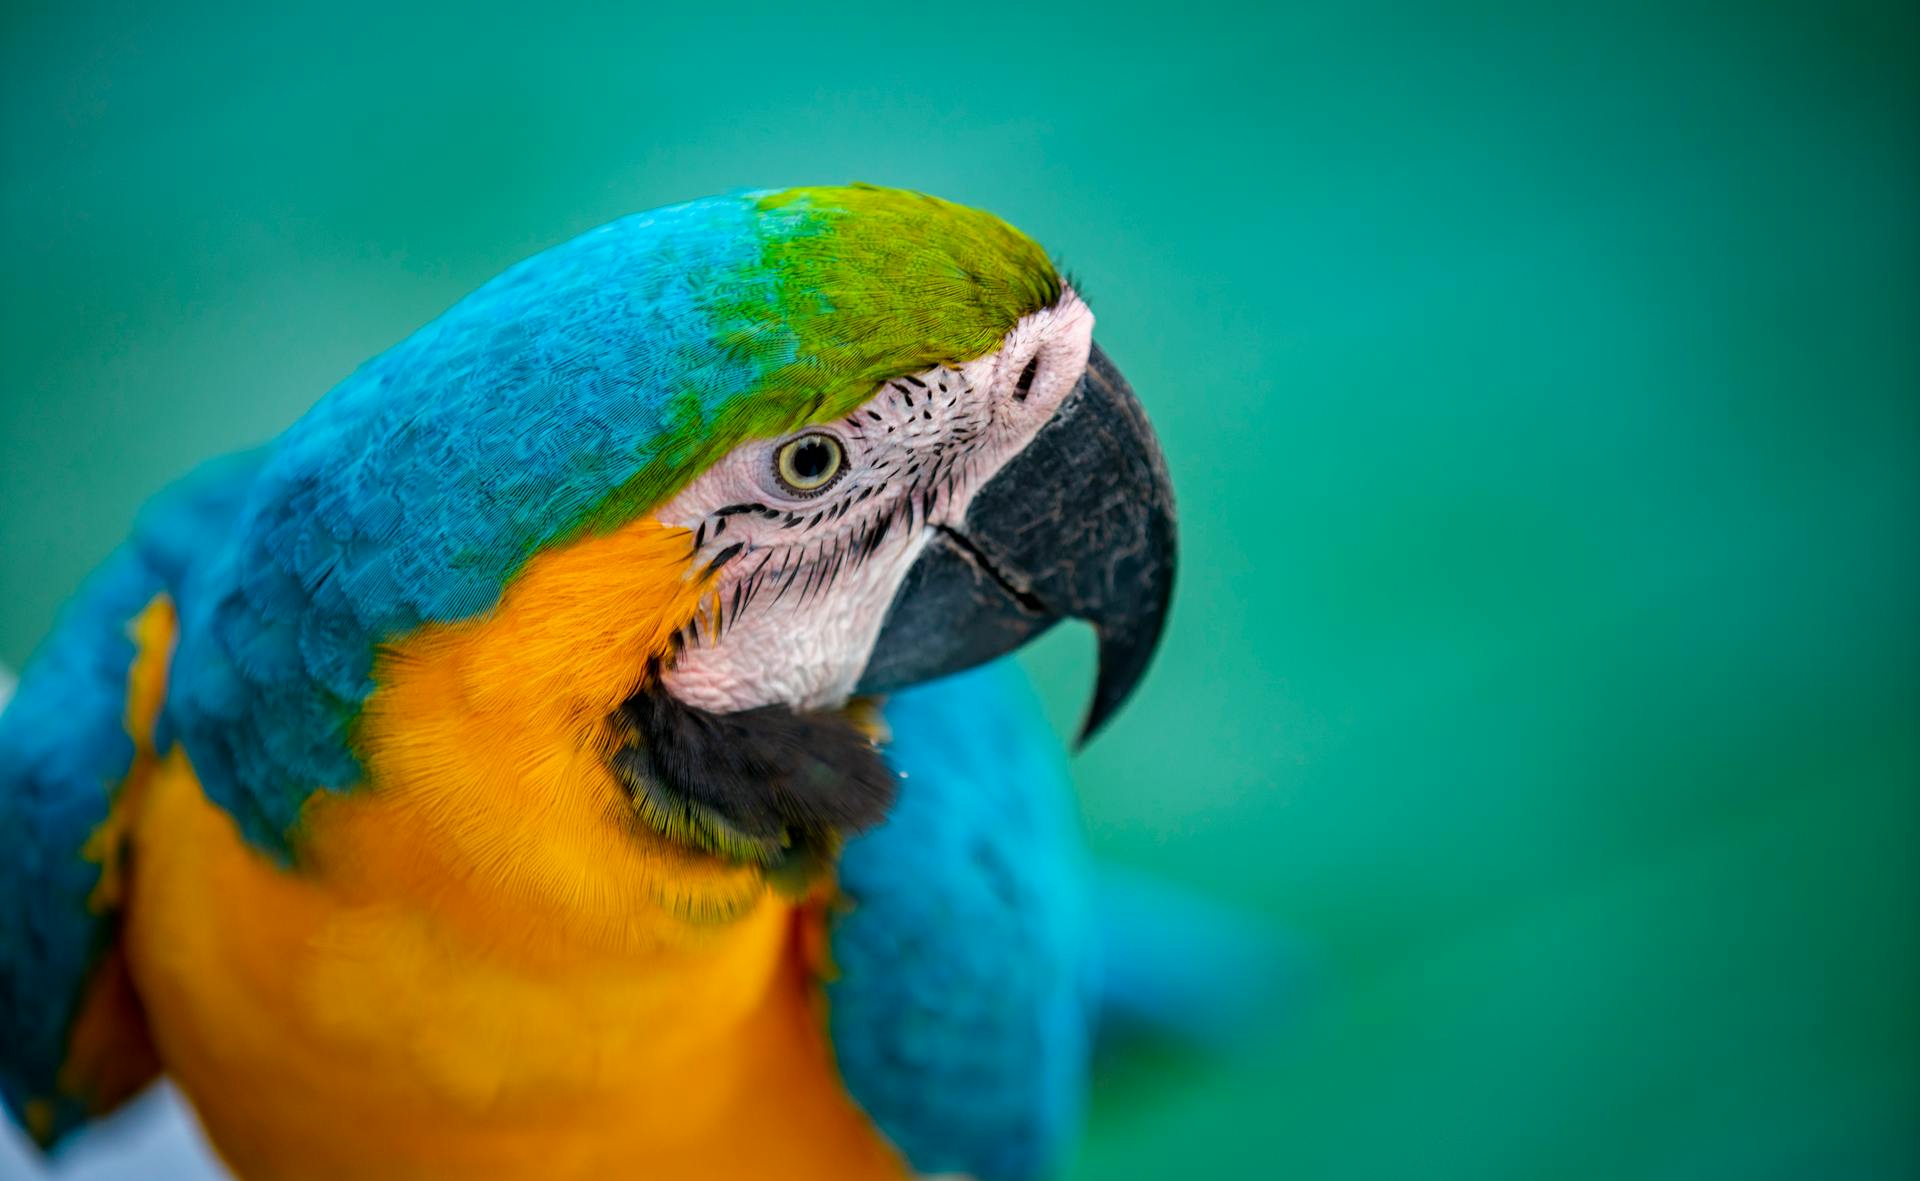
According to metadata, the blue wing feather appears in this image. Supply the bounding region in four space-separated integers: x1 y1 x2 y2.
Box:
830 659 1097 1181
0 452 261 1147
0 546 159 1143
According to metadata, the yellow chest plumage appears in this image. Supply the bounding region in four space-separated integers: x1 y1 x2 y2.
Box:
112 519 905 1180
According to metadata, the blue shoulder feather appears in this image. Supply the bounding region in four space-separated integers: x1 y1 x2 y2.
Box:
830 659 1097 1181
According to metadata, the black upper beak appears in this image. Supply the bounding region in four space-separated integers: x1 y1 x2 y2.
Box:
855 343 1176 741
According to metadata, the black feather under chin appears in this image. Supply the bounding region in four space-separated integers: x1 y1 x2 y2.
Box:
607 676 897 887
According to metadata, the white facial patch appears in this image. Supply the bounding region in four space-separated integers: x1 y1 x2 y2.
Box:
655 290 1094 713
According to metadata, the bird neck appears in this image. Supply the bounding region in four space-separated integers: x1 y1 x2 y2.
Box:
322 514 771 956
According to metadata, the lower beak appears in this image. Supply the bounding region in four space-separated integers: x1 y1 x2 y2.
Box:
854 343 1177 741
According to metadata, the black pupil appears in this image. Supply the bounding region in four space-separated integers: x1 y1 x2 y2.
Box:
792 439 833 480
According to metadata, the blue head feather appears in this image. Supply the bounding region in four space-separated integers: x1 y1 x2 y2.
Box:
166 196 790 852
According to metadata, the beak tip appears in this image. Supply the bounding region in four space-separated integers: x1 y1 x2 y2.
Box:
1074 585 1174 747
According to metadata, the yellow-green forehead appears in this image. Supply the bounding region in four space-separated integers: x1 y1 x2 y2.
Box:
750 184 1064 406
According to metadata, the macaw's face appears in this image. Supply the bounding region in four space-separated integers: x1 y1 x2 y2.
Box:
608 281 1173 877
651 288 1173 743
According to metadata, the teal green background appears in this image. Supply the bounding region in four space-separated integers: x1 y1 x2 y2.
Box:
3 2 1916 1177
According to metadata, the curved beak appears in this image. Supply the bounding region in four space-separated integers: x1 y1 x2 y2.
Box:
854 343 1176 741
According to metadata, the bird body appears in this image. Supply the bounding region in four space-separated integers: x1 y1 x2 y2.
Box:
2 186 1177 1180
111 540 903 1180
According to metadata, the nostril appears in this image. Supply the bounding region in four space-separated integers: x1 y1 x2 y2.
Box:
1013 354 1040 401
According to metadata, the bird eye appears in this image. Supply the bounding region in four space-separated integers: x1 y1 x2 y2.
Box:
773 433 846 496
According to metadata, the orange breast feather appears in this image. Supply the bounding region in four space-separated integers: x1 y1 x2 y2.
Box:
118 518 904 1180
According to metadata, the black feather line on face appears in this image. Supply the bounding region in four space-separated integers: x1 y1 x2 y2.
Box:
607 666 897 885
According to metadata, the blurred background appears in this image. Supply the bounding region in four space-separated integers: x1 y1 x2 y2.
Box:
3 0 1916 1177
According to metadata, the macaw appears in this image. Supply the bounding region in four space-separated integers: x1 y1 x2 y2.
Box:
0 185 1183 1180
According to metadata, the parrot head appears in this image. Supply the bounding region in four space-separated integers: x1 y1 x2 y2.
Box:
653 253 1170 736
174 184 1174 881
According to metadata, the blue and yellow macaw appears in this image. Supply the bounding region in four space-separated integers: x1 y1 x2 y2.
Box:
0 185 1183 1180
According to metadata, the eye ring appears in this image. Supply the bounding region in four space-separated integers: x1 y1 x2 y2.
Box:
772 432 847 497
